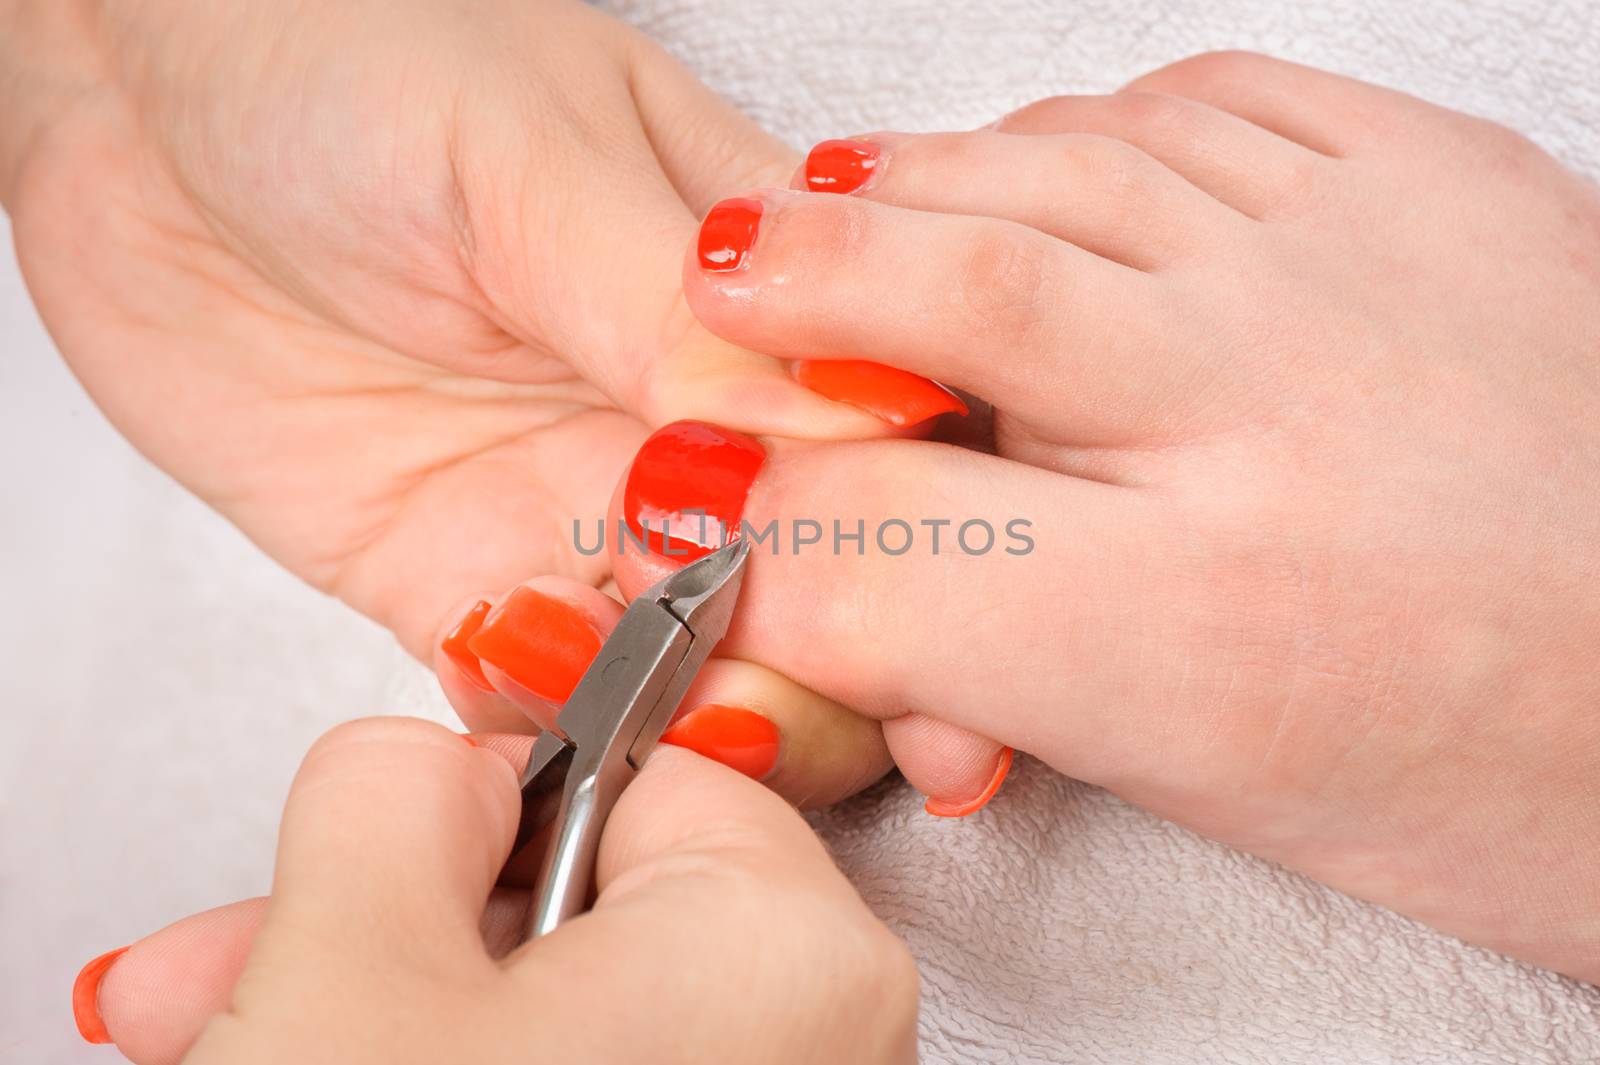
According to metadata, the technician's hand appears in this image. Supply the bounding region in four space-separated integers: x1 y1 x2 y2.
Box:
1 0 994 813
1 0 890 661
75 719 918 1064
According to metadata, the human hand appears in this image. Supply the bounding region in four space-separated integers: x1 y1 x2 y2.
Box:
1 0 946 666
2 0 998 812
594 54 1600 979
73 719 918 1064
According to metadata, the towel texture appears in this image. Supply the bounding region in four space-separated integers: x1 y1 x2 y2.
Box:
5 1 1599 1062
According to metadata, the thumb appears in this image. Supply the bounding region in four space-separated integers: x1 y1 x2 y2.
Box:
512 747 920 1065
78 718 520 1063
261 717 518 961
458 7 884 439
622 29 797 216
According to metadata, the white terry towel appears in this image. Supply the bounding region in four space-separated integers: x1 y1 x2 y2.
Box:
5 1 1598 1063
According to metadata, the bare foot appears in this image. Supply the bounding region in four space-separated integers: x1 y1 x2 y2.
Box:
662 53 1600 979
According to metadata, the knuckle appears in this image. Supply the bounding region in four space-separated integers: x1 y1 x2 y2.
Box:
742 877 919 1053
1108 91 1201 139
602 828 786 913
1065 134 1158 197
1465 116 1546 170
992 95 1071 133
833 911 920 1014
876 928 922 1006
1275 156 1328 213
1135 49 1276 93
871 932 922 1047
1072 136 1177 245
952 227 1051 345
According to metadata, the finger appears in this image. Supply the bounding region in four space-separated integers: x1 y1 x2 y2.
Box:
509 748 920 1065
609 422 1179 797
683 188 1192 445
993 91 1326 219
435 595 543 735
797 130 1245 267
267 718 518 961
89 884 544 1065
440 573 895 808
451 6 907 443
84 900 263 1065
881 713 1013 818
1122 51 1420 157
466 730 537 778
665 657 893 808
622 24 797 214
433 578 624 732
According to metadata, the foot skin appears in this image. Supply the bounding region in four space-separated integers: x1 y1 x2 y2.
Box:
674 52 1600 980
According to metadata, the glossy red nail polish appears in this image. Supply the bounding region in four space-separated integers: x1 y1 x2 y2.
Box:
805 139 881 194
441 600 494 692
698 198 763 271
466 588 604 703
794 360 968 427
925 747 1014 818
72 946 129 1045
661 704 781 780
623 420 766 562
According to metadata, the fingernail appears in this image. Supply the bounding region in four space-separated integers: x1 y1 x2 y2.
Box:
441 600 494 692
465 588 604 703
925 747 1014 818
623 420 766 562
794 360 968 427
805 139 882 194
661 704 780 780
72 946 129 1044
698 197 763 271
